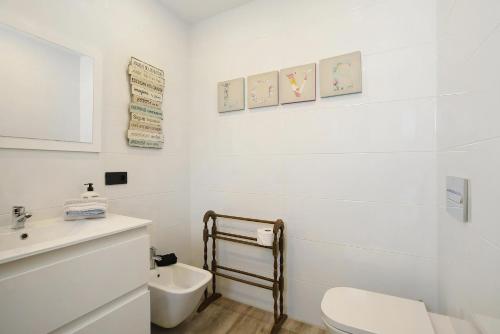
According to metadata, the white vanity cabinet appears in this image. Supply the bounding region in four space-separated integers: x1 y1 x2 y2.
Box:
0 214 151 334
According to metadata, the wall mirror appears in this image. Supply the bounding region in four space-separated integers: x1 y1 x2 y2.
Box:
0 22 101 152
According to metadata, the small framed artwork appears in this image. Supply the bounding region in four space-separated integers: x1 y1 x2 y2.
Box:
247 71 279 109
279 63 316 104
218 77 245 112
320 51 362 98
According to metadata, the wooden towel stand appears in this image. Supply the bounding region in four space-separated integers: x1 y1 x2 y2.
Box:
197 210 287 334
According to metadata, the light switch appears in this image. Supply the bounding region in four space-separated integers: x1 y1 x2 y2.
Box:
446 176 469 222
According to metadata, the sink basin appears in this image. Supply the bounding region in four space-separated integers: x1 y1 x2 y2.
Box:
0 214 151 264
0 222 73 252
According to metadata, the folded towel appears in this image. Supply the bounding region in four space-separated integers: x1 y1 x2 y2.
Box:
64 203 107 212
63 199 107 221
155 253 177 267
66 209 106 216
64 198 108 206
64 213 106 221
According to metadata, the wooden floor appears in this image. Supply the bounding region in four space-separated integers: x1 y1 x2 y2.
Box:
151 297 327 334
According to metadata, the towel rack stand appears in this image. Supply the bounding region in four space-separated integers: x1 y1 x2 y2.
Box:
197 210 287 334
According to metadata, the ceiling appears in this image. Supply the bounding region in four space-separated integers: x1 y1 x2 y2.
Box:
160 0 254 23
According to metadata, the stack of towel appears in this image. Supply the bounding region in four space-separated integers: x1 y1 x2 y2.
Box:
63 198 108 221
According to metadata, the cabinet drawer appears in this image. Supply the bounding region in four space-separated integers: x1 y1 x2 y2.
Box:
52 288 150 334
0 229 149 334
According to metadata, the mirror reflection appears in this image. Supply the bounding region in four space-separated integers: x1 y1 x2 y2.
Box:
0 24 93 143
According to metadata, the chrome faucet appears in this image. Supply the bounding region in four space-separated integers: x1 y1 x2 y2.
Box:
150 247 162 270
11 206 32 229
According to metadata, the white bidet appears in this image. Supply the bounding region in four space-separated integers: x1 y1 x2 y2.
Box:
149 263 212 328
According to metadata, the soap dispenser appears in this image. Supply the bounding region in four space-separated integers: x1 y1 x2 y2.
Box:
81 183 100 199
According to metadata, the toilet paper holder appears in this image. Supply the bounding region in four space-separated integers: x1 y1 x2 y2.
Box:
198 210 286 334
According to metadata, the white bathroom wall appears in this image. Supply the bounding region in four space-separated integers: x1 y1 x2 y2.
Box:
0 0 192 261
189 0 438 325
437 0 500 328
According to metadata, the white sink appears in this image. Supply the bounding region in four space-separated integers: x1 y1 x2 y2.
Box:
0 222 73 251
0 213 151 264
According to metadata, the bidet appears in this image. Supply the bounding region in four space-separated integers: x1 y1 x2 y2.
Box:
149 263 212 328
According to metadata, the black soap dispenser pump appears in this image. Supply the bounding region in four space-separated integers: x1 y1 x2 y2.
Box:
81 183 100 199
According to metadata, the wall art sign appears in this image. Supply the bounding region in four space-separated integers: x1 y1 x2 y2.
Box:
129 102 163 119
247 71 279 109
129 120 162 132
127 129 164 142
128 65 165 86
279 63 316 104
130 112 162 125
130 57 164 77
131 85 163 102
127 57 165 148
131 95 162 110
217 77 245 112
320 51 362 98
128 138 162 149
130 75 164 94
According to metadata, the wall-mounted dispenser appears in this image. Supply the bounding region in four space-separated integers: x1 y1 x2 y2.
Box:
446 176 469 222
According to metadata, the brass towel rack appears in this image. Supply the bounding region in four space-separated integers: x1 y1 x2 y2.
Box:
197 210 287 334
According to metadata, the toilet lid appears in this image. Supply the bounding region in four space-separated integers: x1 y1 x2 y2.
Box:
321 287 435 334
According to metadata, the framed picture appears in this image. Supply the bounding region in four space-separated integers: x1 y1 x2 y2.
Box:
247 71 279 109
217 77 245 112
279 63 316 104
320 51 362 98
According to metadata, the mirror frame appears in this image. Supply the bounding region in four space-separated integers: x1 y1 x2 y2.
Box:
0 21 102 153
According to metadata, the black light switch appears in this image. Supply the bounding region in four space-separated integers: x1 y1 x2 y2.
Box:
105 172 127 185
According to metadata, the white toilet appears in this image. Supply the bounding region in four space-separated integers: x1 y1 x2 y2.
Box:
321 287 478 334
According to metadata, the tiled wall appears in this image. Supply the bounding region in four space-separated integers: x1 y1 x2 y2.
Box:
189 0 438 325
8 0 499 328
0 0 192 261
437 0 500 328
